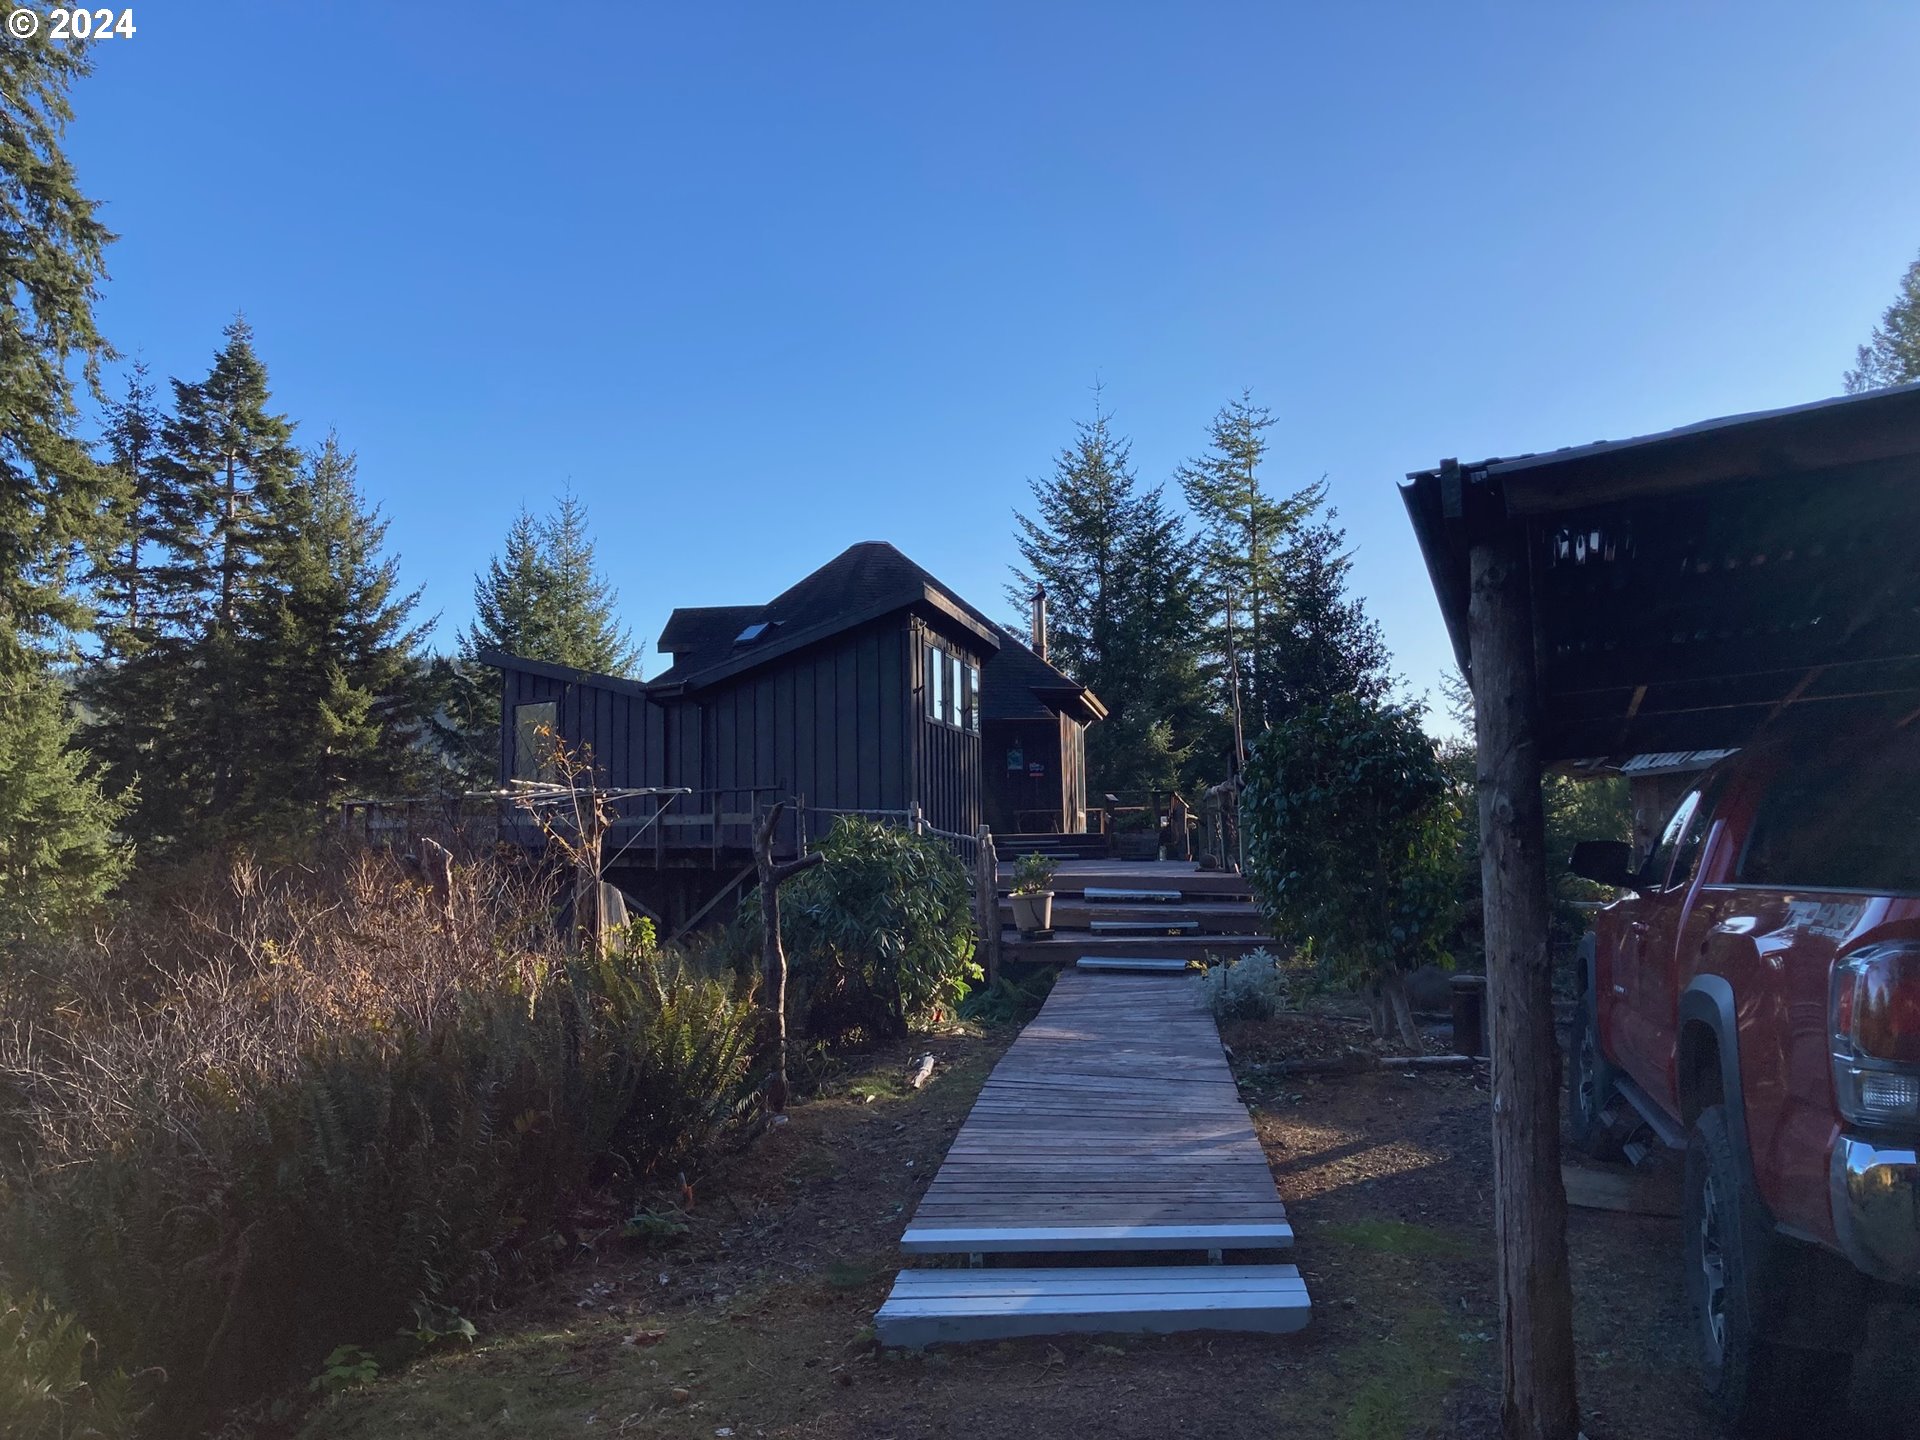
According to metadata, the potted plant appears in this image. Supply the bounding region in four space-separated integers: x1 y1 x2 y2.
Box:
1009 851 1057 935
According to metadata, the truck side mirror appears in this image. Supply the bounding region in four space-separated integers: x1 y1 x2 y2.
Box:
1569 839 1635 889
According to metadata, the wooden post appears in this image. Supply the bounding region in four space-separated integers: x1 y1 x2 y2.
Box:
1468 523 1580 1440
974 825 1000 986
712 790 723 867
419 835 456 938
754 800 824 1113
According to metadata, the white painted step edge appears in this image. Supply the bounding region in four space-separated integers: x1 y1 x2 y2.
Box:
876 1268 1311 1346
1080 887 1185 902
1074 957 1192 972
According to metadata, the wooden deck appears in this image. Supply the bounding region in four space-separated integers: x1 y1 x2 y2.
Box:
899 970 1294 1254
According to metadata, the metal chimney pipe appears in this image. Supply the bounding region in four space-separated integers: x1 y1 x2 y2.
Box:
1031 586 1048 661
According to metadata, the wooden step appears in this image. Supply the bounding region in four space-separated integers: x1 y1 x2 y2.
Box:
1003 931 1272 963
876 1264 1311 1347
999 901 1262 934
900 1220 1295 1254
998 871 1253 900
1089 918 1201 935
1076 957 1192 974
1082 886 1184 903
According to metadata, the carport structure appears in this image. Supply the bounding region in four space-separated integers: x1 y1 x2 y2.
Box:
1401 381 1920 1440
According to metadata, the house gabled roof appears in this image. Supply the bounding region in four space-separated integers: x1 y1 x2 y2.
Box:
479 543 1107 726
648 541 998 689
982 626 1108 724
647 541 1104 723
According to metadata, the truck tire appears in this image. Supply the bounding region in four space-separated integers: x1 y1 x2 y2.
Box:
1685 1104 1852 1436
1565 987 1623 1161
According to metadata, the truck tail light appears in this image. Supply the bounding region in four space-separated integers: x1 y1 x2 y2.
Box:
1831 943 1920 1128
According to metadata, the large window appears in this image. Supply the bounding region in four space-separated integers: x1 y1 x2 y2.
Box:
513 700 558 780
925 642 979 733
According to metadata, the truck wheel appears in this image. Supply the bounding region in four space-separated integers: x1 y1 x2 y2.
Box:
1565 988 1623 1161
1685 1105 1852 1436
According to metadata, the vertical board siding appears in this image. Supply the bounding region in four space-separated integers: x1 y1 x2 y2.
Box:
493 609 989 849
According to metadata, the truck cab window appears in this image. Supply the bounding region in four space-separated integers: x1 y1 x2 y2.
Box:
1643 789 1703 891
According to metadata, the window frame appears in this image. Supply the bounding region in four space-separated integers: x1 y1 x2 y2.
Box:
513 699 559 781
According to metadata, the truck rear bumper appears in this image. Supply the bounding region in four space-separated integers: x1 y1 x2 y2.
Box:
1831 1135 1920 1287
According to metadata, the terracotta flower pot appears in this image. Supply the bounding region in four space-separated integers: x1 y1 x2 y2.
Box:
1010 891 1054 934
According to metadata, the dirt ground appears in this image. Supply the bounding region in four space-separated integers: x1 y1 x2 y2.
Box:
297 1010 1714 1440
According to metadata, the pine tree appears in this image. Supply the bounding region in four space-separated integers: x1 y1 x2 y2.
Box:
80 364 205 843
1010 399 1212 794
138 319 302 833
0 35 129 930
232 434 432 835
1176 392 1320 732
462 492 640 674
1845 250 1920 393
1257 508 1391 724
0 32 115 670
160 316 301 633
90 362 203 655
0 672 131 945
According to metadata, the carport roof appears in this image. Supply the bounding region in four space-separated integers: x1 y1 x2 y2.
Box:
1402 382 1920 762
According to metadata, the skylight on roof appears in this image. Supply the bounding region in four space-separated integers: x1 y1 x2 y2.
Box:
735 622 772 644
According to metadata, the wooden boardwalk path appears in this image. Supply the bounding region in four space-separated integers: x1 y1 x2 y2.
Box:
879 968 1307 1342
902 968 1294 1252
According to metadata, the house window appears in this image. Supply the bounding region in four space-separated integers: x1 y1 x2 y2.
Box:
924 643 980 733
513 700 558 780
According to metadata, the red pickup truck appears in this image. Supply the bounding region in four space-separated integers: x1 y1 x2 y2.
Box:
1567 721 1919 1434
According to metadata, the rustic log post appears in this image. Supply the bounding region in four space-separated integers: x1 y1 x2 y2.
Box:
754 800 823 1113
974 825 1000 986
1468 522 1580 1440
418 835 456 937
573 786 610 955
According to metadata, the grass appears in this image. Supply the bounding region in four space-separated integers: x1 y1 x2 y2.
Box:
1317 1218 1476 1259
1334 1305 1479 1440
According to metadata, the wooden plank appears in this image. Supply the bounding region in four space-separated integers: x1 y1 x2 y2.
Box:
1081 887 1184 902
1074 957 1193 973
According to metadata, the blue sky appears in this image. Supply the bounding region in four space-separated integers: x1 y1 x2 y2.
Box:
65 3 1920 727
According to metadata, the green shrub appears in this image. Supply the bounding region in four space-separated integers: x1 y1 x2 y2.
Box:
747 818 978 1045
0 848 759 1436
1241 695 1458 1045
1200 950 1288 1022
0 1290 140 1440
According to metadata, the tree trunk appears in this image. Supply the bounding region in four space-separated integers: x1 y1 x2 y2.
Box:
754 801 823 1114
1469 524 1581 1440
1379 969 1421 1050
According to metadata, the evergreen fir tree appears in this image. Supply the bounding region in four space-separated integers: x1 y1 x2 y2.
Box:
0 671 131 944
461 493 640 674
80 364 206 843
90 362 203 654
143 318 301 833
0 35 130 929
1010 399 1212 794
1845 249 1920 393
0 31 115 670
1176 392 1320 732
233 435 432 835
1257 510 1392 724
159 316 300 633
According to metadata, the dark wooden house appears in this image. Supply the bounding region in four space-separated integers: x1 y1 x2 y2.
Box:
483 542 1102 910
